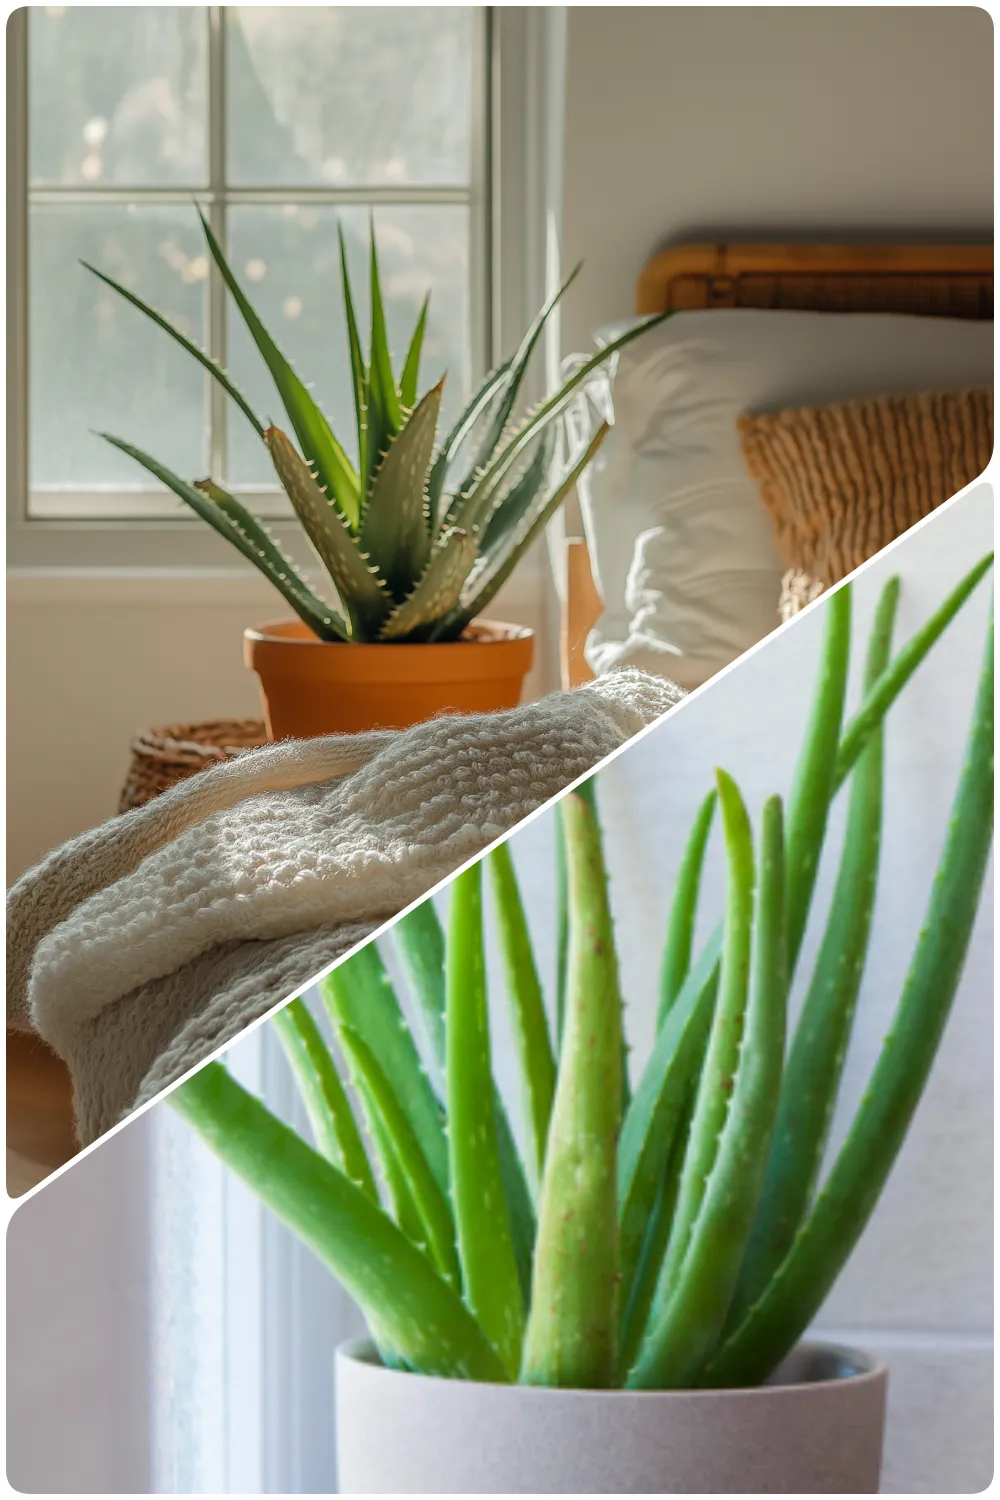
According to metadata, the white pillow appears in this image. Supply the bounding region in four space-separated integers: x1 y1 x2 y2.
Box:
573 309 994 689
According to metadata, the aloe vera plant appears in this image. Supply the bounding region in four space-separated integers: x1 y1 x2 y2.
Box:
172 553 993 1388
86 215 664 644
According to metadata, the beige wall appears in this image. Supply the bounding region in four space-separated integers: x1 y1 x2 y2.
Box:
560 5 993 346
7 557 551 883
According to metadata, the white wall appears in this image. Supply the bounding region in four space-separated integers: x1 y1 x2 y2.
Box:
560 5 993 346
499 483 994 1493
7 1120 154 1494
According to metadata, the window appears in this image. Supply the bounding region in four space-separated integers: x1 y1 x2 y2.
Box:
12 6 489 538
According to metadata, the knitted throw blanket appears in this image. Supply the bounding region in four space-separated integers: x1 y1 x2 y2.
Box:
7 670 681 1146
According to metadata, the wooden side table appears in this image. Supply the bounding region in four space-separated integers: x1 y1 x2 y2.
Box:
7 1030 77 1195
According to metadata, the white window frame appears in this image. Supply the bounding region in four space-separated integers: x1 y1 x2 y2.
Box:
7 5 509 571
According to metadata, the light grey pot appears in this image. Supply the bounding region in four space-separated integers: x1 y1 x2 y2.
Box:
335 1337 887 1494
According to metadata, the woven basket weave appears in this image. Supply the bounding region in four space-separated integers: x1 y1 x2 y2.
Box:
740 386 993 619
118 718 267 813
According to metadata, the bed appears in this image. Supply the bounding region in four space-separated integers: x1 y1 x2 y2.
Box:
560 241 994 689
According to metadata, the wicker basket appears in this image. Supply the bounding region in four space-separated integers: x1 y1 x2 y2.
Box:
118 718 268 813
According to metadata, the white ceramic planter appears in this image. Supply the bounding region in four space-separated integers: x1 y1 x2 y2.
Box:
335 1337 887 1494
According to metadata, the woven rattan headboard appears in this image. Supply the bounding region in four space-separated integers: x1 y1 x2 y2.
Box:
635 242 993 319
562 241 994 689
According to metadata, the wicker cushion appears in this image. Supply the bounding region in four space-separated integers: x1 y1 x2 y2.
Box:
739 388 993 617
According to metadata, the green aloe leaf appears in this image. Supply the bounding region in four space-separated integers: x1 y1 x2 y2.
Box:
477 428 556 561
730 576 898 1323
197 208 361 529
521 787 623 1388
628 787 787 1389
446 864 526 1378
554 802 569 1046
447 263 583 514
783 582 852 976
452 311 670 534
400 293 430 410
487 842 557 1193
193 477 350 640
657 790 718 1026
337 223 368 486
272 997 376 1196
425 357 514 524
439 421 609 640
378 527 478 642
320 945 449 1196
618 1084 696 1379
81 260 265 440
98 434 348 642
617 931 722 1314
336 1023 460 1289
363 221 404 498
359 380 441 599
266 425 390 640
170 1063 508 1382
391 902 448 1071
834 551 994 789
703 610 994 1389
389 904 537 1303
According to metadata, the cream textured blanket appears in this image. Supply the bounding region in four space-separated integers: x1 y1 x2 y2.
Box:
8 670 681 1145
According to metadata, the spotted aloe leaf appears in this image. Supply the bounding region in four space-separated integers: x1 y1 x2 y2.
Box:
617 931 721 1317
833 551 994 789
703 609 994 1389
336 1023 460 1290
730 576 898 1323
271 997 376 1197
319 944 449 1197
487 842 557 1194
98 434 349 642
628 784 787 1390
266 426 389 640
389 905 537 1300
379 528 478 642
657 790 718 1026
360 380 441 599
446 864 526 1378
520 787 623 1388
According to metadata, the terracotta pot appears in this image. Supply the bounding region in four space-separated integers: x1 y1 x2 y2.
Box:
243 618 534 740
335 1338 887 1494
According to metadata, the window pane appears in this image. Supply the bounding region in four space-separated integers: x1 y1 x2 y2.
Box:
28 7 208 187
30 205 207 494
225 205 471 488
226 8 473 187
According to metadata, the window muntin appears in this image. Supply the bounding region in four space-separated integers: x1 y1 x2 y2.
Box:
25 6 484 521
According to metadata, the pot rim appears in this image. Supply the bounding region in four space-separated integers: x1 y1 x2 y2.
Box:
244 617 534 649
335 1337 887 1400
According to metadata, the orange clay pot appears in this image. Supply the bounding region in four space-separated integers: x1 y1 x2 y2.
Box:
243 618 535 740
